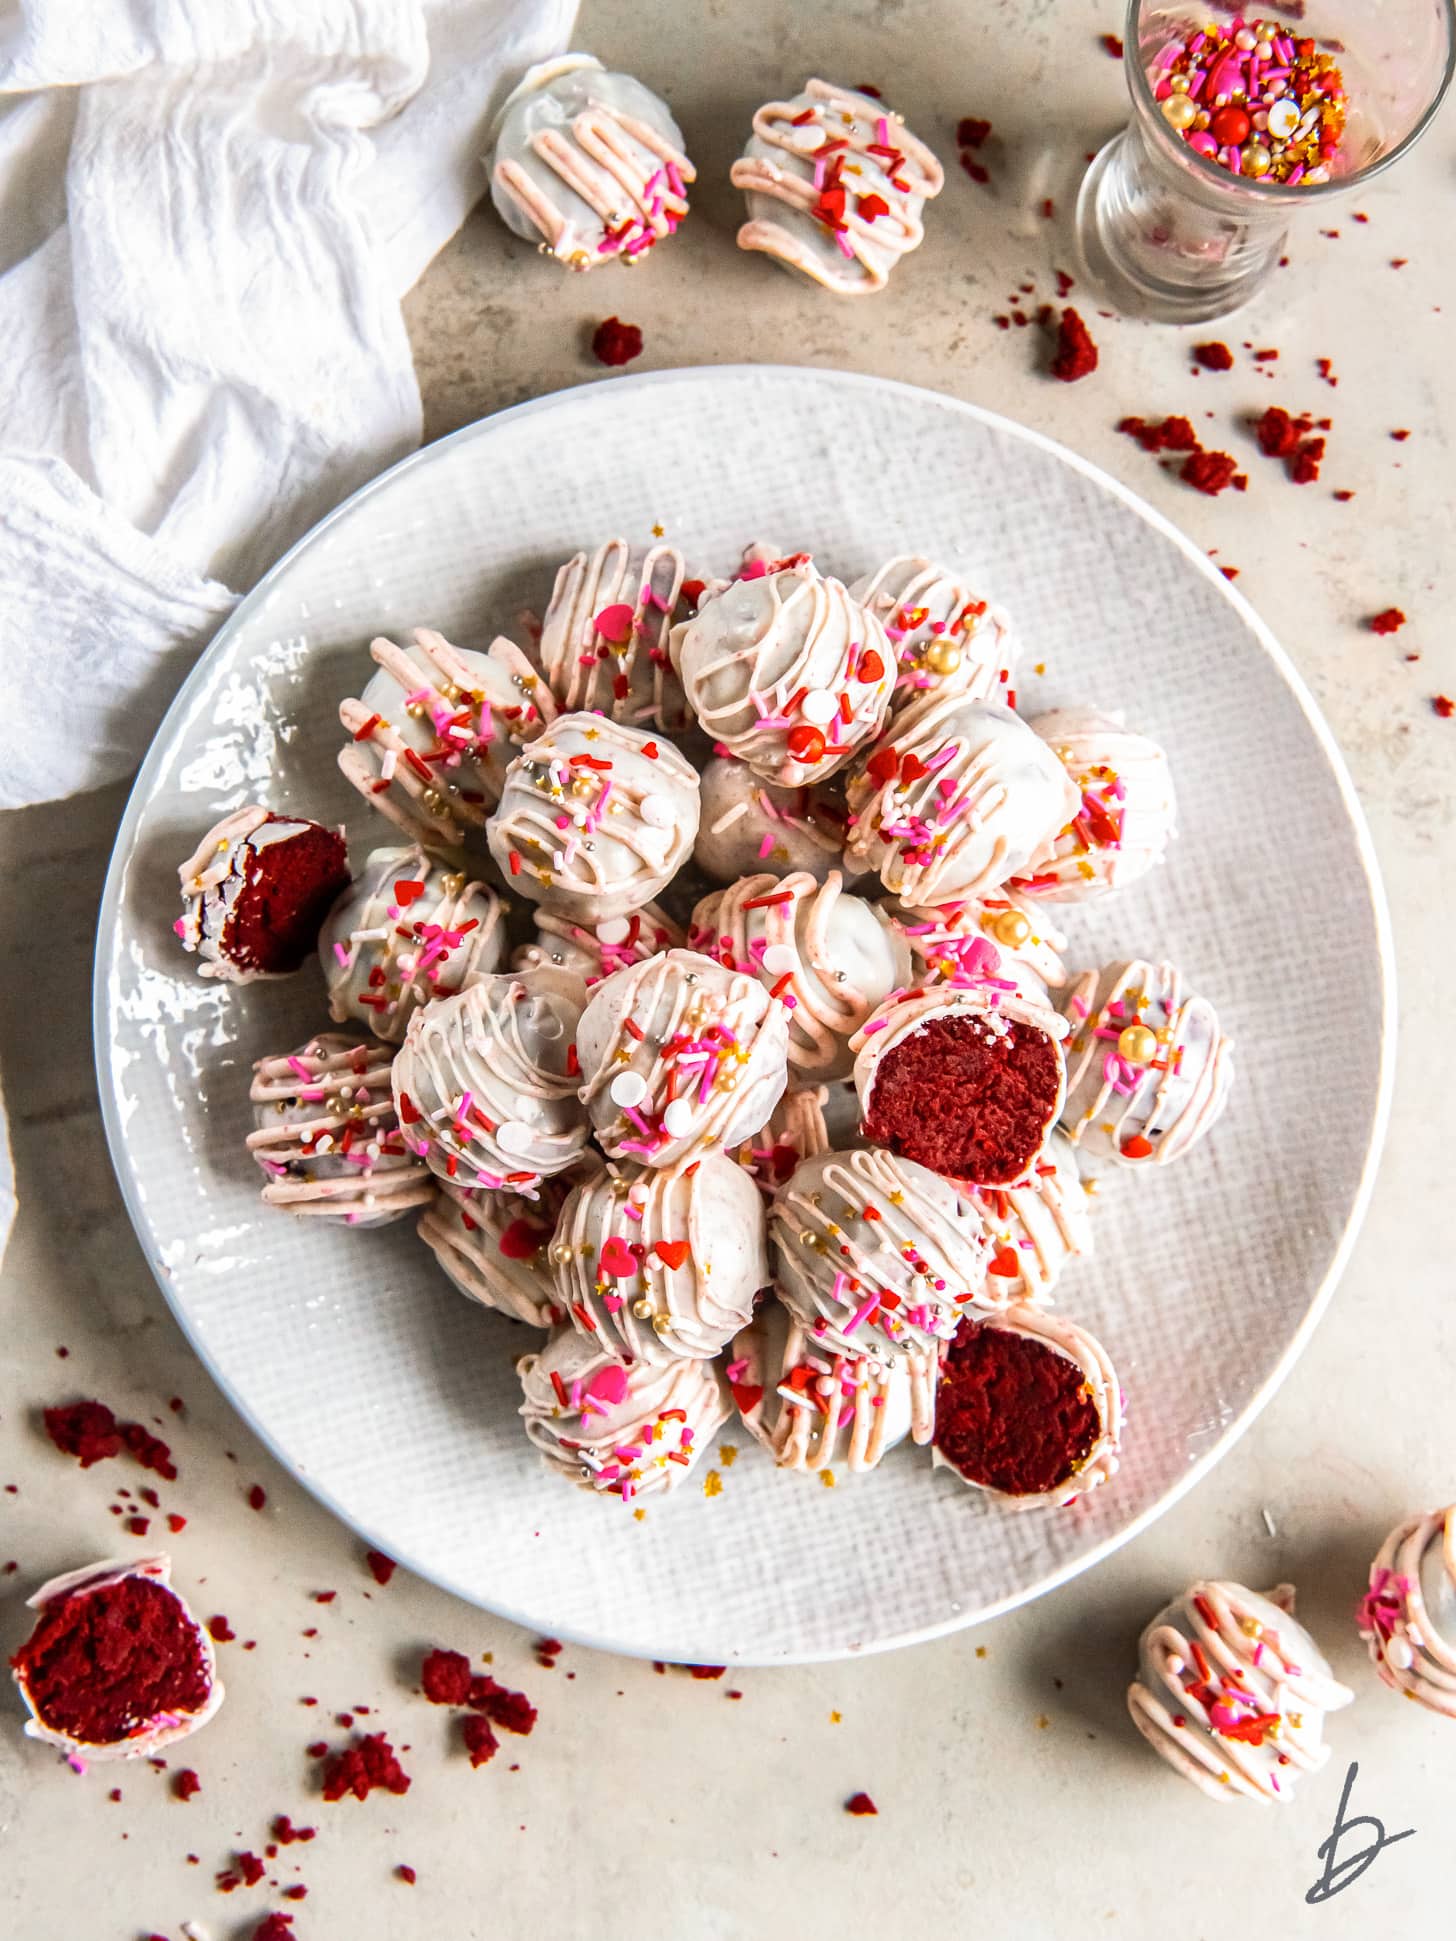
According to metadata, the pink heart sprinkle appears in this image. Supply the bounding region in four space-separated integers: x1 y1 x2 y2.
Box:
594 603 635 646
586 1364 630 1408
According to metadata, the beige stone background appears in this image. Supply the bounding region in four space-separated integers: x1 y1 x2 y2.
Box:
2 2 1454 1936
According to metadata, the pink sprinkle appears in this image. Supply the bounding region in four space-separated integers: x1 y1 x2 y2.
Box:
757 834 775 859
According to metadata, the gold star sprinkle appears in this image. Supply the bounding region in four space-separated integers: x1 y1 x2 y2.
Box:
829 1710 842 1724
976 1646 988 1659
719 1444 738 1467
651 523 664 538
819 1469 836 1488
703 1470 723 1498
633 1507 647 1521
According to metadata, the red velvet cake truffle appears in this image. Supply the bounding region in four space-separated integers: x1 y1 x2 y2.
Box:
852 980 1067 1187
176 805 348 982
932 1306 1121 1508
10 1555 223 1764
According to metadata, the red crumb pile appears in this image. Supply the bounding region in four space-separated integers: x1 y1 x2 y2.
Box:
1049 307 1098 382
862 1014 1062 1187
934 1321 1099 1497
592 317 643 367
226 818 349 976
321 1732 411 1802
11 1573 212 1747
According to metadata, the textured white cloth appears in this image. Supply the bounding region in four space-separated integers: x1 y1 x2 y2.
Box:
0 0 576 808
0 0 575 1264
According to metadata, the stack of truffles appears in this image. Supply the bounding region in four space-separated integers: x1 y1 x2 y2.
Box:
178 538 1234 1510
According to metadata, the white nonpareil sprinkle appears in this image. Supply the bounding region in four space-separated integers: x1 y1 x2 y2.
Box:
609 1070 648 1108
596 916 631 945
639 793 674 829
761 943 797 976
799 689 837 725
496 1120 535 1156
661 1098 695 1137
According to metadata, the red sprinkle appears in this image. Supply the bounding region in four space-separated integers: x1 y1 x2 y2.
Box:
846 1791 879 1816
1049 308 1098 382
591 317 643 368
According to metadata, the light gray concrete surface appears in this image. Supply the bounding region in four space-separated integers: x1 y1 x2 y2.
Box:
3 3 1453 1936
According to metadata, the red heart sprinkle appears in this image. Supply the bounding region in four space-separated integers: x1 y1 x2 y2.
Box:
497 1219 545 1261
585 1364 629 1407
898 753 929 784
866 746 900 787
653 1240 690 1271
598 1236 638 1278
641 741 660 760
594 603 635 646
729 1382 763 1416
394 879 426 906
857 647 885 683
988 1246 1019 1278
1122 1134 1154 1159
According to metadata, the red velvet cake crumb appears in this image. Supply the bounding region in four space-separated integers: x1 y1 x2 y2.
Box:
223 818 348 976
421 1648 473 1706
397 1864 417 1884
253 1917 295 1941
43 1400 122 1466
861 1013 1062 1187
11 1573 213 1748
468 1674 537 1736
1049 307 1098 382
845 1791 879 1815
320 1732 411 1802
591 316 643 367
934 1320 1099 1497
174 1768 201 1801
364 1549 396 1586
461 1714 499 1768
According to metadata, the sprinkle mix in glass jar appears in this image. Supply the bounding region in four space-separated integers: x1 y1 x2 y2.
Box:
1150 16 1348 184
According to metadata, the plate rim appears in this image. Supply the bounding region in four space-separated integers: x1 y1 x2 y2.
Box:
92 363 1399 1665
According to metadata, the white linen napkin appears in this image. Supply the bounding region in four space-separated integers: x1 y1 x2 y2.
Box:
0 0 577 1258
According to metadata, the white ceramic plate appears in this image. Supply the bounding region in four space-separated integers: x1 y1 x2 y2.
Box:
95 366 1394 1665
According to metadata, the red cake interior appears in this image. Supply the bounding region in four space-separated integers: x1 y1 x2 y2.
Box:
860 1013 1061 1185
934 1319 1099 1497
224 819 349 974
12 1573 212 1745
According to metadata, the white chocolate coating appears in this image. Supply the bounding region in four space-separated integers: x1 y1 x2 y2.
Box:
1014 708 1177 902
730 79 944 295
576 948 791 1167
771 1146 993 1358
932 1304 1122 1508
319 844 506 1044
845 696 1079 906
1058 959 1233 1169
338 629 554 849
512 901 684 987
689 869 910 1080
1358 1504 1456 1720
730 1081 837 1197
850 555 1016 724
392 966 589 1194
538 538 692 731
487 711 699 923
417 1158 602 1329
518 1327 730 1503
851 980 1069 1187
1128 1581 1354 1802
971 1130 1095 1306
670 563 895 786
489 55 694 271
550 1154 768 1364
730 1297 934 1474
12 1555 224 1762
695 755 853 884
175 806 343 983
247 1034 434 1226
885 889 1067 994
